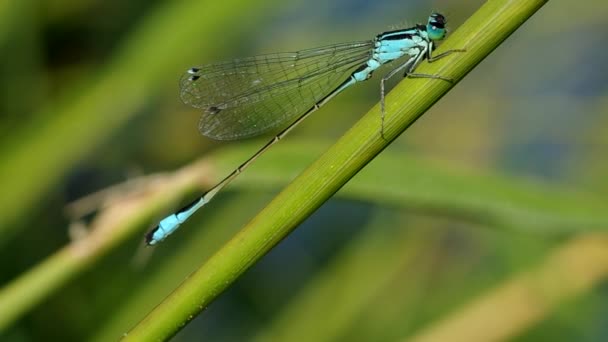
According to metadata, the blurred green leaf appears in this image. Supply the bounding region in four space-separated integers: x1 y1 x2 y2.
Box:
0 0 284 243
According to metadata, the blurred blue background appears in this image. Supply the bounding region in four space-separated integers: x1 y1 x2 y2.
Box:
1 0 607 341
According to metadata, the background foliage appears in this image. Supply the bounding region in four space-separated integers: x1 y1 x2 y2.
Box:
0 0 607 341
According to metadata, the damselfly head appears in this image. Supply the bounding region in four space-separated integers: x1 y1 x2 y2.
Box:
426 12 447 41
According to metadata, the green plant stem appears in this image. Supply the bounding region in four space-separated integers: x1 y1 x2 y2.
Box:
124 0 550 340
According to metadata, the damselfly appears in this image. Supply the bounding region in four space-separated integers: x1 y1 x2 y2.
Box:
146 12 462 245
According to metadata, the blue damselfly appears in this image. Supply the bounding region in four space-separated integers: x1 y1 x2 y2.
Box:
146 12 462 245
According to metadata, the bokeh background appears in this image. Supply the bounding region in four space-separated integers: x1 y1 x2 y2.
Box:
1 0 607 341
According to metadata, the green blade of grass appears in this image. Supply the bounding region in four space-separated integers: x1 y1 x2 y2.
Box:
124 0 550 340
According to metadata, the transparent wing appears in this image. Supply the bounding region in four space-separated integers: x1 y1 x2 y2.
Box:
180 41 374 140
